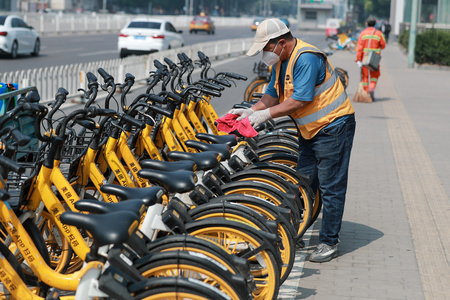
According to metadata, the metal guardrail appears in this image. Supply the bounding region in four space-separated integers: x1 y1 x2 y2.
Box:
18 13 256 36
0 38 253 104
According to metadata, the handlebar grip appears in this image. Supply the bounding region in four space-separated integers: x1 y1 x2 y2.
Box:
181 52 191 61
199 81 224 91
0 189 10 201
166 92 183 104
147 94 166 104
22 102 48 113
10 128 31 147
225 72 247 81
55 87 69 101
24 90 40 103
125 73 135 82
147 105 174 118
164 57 177 69
0 156 26 174
121 114 145 129
87 107 117 117
98 68 114 83
198 51 207 60
212 78 232 88
177 53 186 63
74 119 99 131
153 60 166 70
200 87 221 97
86 72 98 84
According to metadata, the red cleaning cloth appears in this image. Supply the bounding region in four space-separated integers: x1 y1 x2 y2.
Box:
215 113 258 138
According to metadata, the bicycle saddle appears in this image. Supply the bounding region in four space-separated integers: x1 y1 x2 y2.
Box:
100 185 165 206
60 210 139 247
74 199 147 217
137 169 197 194
195 133 238 147
185 140 231 160
167 150 220 171
140 159 197 172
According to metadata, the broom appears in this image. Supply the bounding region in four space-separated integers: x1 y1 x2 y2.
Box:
352 67 373 103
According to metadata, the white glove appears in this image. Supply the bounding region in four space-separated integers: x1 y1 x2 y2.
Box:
356 61 363 68
248 108 272 127
228 108 255 121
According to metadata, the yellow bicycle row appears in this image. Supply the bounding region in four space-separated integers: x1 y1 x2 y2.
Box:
0 51 318 300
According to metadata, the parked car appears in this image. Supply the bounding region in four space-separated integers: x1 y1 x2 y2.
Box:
189 13 215 34
0 15 40 58
251 17 265 31
118 18 184 58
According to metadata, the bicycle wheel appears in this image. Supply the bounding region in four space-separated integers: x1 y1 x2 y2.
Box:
259 153 298 169
185 218 280 300
188 202 295 284
256 146 299 158
243 161 315 238
133 276 231 300
36 210 82 274
220 180 300 230
145 234 254 287
256 138 299 153
136 250 251 300
244 78 268 102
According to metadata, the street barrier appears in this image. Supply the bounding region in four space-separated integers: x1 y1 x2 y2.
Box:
0 38 253 104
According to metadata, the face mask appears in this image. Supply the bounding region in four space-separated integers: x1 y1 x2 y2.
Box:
262 41 284 66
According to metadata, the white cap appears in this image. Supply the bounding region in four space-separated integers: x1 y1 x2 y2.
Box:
246 18 290 57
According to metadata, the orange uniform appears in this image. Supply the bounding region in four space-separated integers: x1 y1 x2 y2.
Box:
356 27 386 93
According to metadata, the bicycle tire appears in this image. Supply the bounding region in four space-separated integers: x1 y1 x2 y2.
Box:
244 78 268 102
145 234 254 286
136 250 251 300
133 276 231 300
185 218 280 300
188 202 295 283
259 153 298 169
256 146 299 157
310 189 322 226
256 138 299 153
220 180 300 229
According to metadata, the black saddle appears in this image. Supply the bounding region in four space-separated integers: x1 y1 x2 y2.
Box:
140 159 197 172
167 150 220 171
196 133 238 147
185 140 231 160
137 169 197 193
100 185 165 206
60 210 139 247
74 199 147 217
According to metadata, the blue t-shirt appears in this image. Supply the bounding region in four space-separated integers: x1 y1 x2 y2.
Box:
265 52 348 128
265 52 326 101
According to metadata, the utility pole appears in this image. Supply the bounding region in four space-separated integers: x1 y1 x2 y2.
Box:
408 0 419 68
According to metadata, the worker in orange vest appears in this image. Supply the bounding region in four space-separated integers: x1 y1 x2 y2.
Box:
356 17 386 101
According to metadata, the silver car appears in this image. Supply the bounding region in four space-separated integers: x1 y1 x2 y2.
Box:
118 18 184 58
0 15 40 58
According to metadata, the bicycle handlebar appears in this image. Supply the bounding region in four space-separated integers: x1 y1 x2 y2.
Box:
10 127 31 147
0 156 26 174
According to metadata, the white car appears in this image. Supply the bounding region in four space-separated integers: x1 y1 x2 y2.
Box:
118 18 184 58
0 15 40 58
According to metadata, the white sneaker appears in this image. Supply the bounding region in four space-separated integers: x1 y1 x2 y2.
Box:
309 243 338 263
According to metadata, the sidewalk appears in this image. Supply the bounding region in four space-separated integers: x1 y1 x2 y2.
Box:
279 41 450 299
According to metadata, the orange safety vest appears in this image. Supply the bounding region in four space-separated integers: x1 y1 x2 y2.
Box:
274 39 354 139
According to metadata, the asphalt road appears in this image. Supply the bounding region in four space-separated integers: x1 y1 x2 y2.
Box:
0 26 258 74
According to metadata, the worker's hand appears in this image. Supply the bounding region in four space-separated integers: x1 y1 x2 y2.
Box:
356 61 363 68
248 108 272 127
228 108 255 121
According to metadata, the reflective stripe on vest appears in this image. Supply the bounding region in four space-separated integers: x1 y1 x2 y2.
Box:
274 39 354 139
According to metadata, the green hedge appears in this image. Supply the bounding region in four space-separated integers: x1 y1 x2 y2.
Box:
399 29 450 66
